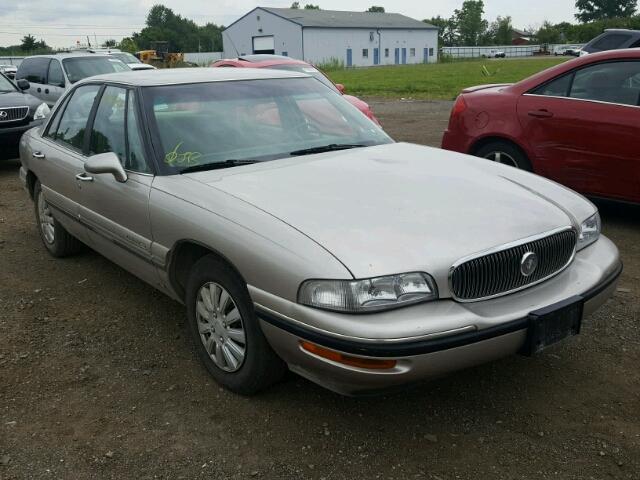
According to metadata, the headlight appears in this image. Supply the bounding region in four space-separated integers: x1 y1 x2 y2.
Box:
577 212 600 250
33 103 50 120
298 272 438 313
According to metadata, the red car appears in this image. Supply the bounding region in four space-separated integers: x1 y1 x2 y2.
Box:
442 49 640 204
211 54 379 124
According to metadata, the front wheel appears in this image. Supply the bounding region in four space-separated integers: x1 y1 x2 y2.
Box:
474 141 533 171
185 255 286 395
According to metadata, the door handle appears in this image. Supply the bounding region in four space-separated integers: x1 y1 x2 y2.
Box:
32 151 45 159
528 109 554 118
75 173 94 182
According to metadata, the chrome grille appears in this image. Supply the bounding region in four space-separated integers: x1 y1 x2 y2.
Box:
0 106 29 123
450 228 577 301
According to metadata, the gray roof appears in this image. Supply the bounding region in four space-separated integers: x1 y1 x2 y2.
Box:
260 7 437 29
77 67 308 87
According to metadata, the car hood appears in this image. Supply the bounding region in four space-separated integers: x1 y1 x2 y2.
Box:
184 143 587 286
0 90 41 109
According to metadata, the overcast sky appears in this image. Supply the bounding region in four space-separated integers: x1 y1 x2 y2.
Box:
0 0 578 49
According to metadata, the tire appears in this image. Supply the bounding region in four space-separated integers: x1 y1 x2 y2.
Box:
33 180 83 257
185 255 286 395
474 141 533 172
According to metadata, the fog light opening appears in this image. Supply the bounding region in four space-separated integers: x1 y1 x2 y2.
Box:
299 341 396 370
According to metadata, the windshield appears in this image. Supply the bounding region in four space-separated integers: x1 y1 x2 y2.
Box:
111 52 141 64
267 64 338 92
143 77 392 174
62 57 131 84
0 74 16 92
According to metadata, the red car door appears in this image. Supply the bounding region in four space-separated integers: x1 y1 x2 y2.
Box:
517 60 640 203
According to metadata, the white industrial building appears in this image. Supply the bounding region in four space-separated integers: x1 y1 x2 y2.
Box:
223 7 439 66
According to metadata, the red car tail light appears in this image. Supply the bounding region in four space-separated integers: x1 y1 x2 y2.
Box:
448 95 467 129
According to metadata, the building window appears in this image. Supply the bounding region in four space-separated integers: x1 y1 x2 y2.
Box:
384 48 389 57
409 48 416 57
429 48 434 57
362 49 368 58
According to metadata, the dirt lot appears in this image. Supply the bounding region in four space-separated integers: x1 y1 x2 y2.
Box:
1 100 639 480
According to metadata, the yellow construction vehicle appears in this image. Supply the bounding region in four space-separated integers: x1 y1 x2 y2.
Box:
135 42 184 68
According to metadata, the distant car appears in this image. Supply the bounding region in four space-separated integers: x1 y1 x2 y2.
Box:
553 46 581 57
580 29 640 56
15 53 131 106
442 49 640 204
483 50 506 58
211 54 379 123
0 64 17 78
96 50 156 71
18 68 620 396
0 73 49 159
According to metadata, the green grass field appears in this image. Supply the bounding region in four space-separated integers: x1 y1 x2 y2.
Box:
326 57 568 100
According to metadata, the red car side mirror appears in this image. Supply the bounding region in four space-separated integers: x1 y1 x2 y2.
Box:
335 83 346 94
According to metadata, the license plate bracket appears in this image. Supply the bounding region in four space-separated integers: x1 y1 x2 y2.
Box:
520 295 584 356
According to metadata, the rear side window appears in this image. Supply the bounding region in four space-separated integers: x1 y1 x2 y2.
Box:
531 73 572 97
570 61 640 106
590 33 632 52
16 57 50 84
53 85 101 152
47 60 65 87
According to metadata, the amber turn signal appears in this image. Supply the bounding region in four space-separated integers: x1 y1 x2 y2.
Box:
300 341 397 370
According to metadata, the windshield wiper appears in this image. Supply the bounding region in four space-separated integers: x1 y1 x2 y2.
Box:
179 159 258 174
289 143 367 156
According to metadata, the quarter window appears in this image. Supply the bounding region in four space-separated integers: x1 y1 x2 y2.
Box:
53 84 101 152
47 60 65 87
531 73 572 97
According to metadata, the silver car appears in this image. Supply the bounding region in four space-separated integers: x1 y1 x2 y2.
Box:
18 68 621 395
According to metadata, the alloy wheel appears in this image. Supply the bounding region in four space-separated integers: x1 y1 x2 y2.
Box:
38 193 55 244
195 282 247 372
483 150 518 168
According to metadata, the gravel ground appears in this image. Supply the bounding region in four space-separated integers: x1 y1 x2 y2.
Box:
1 100 639 480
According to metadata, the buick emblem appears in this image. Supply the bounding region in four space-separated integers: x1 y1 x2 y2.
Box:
0 111 7 119
520 251 538 277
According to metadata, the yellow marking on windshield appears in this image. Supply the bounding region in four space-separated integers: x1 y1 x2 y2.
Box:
164 142 202 167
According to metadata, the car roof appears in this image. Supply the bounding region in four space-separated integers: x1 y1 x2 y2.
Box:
23 52 108 60
79 67 310 86
219 55 308 67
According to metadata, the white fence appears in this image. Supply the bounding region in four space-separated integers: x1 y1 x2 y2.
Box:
441 44 585 59
184 52 223 65
0 57 24 66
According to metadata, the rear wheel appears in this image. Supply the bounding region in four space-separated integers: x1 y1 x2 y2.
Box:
185 255 286 395
33 180 83 257
474 141 532 171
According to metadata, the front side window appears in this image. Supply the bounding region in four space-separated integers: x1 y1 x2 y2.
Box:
89 86 127 161
590 33 632 52
47 60 65 87
570 61 640 106
143 78 391 175
53 85 101 152
62 57 130 84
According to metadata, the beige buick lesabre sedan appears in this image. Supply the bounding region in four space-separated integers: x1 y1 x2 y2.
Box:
19 68 621 395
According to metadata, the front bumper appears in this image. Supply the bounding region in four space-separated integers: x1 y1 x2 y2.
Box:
253 236 621 395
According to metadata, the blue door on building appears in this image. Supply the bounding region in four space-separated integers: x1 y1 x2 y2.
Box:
394 48 400 65
401 48 407 64
346 48 352 67
423 48 429 63
373 48 379 65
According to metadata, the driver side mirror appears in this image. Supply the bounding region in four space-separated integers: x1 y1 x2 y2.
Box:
84 152 128 183
16 79 30 91
335 83 346 94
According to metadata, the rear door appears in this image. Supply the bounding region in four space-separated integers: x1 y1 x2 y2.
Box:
517 60 640 202
31 84 102 242
77 86 158 286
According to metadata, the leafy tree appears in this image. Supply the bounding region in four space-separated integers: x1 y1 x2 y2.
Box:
425 15 458 46
20 34 37 51
575 0 637 22
118 38 138 53
535 20 562 44
454 0 488 46
367 6 385 12
290 1 300 8
103 39 117 48
493 16 512 45
304 4 321 9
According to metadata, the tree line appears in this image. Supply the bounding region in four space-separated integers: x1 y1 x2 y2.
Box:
2 0 639 55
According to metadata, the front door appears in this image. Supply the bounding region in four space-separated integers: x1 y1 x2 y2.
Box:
423 48 429 63
78 86 159 285
394 48 400 65
401 48 407 64
517 59 640 202
373 48 379 65
346 48 352 67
